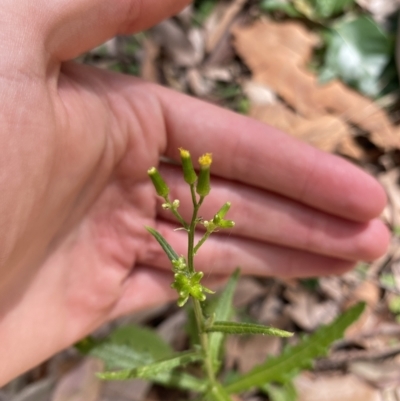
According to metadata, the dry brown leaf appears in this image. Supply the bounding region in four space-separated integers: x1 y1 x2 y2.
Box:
141 38 160 83
186 68 214 97
353 281 380 307
294 372 382 401
249 100 352 153
350 360 400 387
232 19 400 151
152 20 200 67
205 0 248 53
284 287 339 331
233 277 266 308
230 335 281 374
51 358 103 401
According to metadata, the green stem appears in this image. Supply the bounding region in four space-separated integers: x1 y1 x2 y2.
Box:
187 187 203 274
192 298 216 384
170 208 188 230
163 196 188 230
194 231 212 255
187 185 217 387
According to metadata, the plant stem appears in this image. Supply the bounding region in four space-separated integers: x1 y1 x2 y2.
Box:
187 185 217 386
170 208 188 230
187 186 203 274
194 231 212 255
163 196 188 230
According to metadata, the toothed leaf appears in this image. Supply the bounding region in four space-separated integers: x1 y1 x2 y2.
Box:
205 322 293 337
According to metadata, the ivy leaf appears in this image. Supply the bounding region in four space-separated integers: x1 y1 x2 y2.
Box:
145 226 179 262
208 269 240 374
98 350 202 381
319 15 394 97
205 321 293 337
225 302 365 394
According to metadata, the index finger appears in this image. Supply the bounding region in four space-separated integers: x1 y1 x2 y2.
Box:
153 84 386 222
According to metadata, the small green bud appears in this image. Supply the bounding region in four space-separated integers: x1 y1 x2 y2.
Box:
216 202 231 219
172 199 180 209
218 219 235 228
172 256 187 271
148 167 169 198
196 153 212 197
179 148 197 185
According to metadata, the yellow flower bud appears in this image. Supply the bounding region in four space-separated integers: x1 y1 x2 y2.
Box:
196 153 212 197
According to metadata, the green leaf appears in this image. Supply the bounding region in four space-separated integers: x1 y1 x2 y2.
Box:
208 269 240 374
76 324 173 371
314 0 354 19
205 382 233 401
205 321 293 337
261 381 297 401
225 302 365 394
145 226 179 262
89 343 152 370
150 370 208 392
260 0 302 17
319 15 394 97
109 324 173 360
98 350 202 381
380 273 397 290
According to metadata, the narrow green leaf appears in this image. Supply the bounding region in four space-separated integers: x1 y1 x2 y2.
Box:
98 350 202 381
225 302 365 394
208 269 240 374
205 321 293 337
145 226 179 262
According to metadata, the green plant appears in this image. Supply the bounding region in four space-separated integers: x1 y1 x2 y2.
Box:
77 149 365 400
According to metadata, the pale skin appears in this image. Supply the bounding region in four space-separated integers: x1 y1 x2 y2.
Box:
0 0 390 386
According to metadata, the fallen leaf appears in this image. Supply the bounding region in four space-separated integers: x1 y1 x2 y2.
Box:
294 372 382 401
152 20 201 67
51 358 103 401
284 287 339 331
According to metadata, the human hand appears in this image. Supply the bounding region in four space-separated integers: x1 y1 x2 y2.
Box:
0 0 389 385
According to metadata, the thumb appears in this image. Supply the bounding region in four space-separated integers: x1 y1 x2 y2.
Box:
39 0 190 61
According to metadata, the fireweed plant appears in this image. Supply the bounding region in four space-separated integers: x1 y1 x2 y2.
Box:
78 149 366 401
